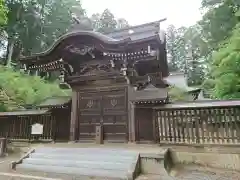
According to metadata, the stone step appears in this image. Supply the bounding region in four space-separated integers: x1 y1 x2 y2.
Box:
29 152 135 162
15 147 140 180
17 164 128 180
35 147 137 156
23 158 130 170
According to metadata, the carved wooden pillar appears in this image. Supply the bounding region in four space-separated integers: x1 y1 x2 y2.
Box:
69 90 78 142
128 102 136 142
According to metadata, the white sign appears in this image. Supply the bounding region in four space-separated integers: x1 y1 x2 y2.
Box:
31 123 43 135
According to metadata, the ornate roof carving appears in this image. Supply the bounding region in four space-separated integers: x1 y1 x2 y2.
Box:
19 20 169 79
20 29 165 64
19 31 131 62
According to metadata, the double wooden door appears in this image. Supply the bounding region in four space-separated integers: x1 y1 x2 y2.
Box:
77 87 128 142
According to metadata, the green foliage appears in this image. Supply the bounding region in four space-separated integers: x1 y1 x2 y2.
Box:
202 78 215 97
166 24 206 86
168 87 186 101
168 87 193 101
209 24 240 99
91 9 129 33
3 0 87 65
0 89 22 111
166 25 187 72
0 2 131 112
97 9 117 33
199 0 238 50
0 65 68 111
116 18 129 29
174 0 240 99
0 0 7 25
2 1 129 70
187 58 205 86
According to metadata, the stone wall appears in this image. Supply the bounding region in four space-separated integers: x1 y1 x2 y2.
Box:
170 146 240 171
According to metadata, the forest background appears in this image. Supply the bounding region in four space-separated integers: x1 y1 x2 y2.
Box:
0 0 239 111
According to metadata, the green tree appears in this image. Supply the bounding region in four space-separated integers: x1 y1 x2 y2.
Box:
3 0 86 66
91 9 129 33
208 24 240 99
39 0 86 52
0 65 68 111
116 18 129 29
186 55 205 86
184 25 207 86
196 0 240 98
90 13 101 31
0 0 7 25
166 25 187 72
199 0 238 51
96 9 117 33
0 88 21 111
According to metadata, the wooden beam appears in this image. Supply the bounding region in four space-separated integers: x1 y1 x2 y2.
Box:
128 102 136 142
69 91 77 141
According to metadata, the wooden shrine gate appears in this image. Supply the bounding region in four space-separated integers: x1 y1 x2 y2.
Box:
77 87 128 143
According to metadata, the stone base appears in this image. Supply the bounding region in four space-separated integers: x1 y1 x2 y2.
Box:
67 141 76 144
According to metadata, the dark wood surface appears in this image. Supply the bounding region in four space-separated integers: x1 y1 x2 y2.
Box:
135 108 155 143
77 87 128 142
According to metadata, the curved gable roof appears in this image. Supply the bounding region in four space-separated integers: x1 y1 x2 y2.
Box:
20 31 131 62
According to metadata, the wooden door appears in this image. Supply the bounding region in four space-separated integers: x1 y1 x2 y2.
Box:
54 109 70 141
78 91 102 142
77 87 128 142
136 108 155 143
102 88 128 142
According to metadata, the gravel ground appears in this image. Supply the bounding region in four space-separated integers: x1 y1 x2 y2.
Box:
137 166 240 180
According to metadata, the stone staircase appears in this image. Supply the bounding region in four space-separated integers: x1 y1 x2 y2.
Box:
14 147 140 180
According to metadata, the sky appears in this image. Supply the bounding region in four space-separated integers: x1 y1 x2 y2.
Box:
81 0 203 29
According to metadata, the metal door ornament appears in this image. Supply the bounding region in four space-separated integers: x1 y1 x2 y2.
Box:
110 99 117 107
86 99 94 108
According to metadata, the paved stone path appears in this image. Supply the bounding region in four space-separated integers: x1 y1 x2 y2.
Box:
0 165 240 180
0 173 61 180
1 158 240 180
175 170 240 180
1 143 240 180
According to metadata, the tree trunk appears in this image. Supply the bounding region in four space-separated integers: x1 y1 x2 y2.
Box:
5 38 14 67
12 42 22 63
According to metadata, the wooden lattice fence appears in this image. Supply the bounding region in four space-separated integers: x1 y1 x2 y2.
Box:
0 110 70 141
154 101 240 145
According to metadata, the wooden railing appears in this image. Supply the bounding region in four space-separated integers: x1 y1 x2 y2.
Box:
155 107 240 145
